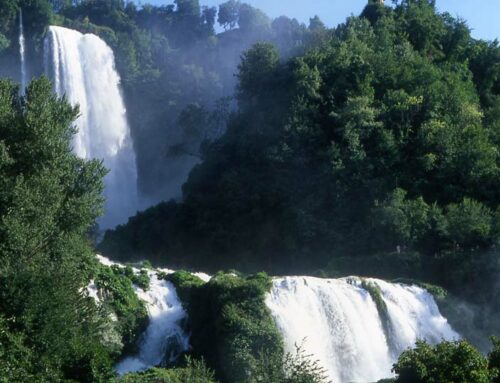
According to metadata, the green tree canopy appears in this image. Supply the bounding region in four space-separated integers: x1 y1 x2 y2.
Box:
393 340 492 383
0 78 111 382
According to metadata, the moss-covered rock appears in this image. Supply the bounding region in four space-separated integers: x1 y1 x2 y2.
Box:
162 271 206 308
391 278 448 301
361 279 395 350
94 264 149 358
168 271 283 383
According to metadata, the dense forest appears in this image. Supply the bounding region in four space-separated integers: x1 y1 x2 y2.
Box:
97 0 500 348
1 0 327 205
1 0 500 382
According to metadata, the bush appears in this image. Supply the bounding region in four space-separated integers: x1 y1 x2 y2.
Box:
393 340 491 383
255 346 331 383
168 271 282 383
391 279 448 301
163 271 206 307
444 199 494 249
115 357 217 383
490 337 500 383
94 265 149 357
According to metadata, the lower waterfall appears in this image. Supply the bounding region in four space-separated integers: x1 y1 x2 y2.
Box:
115 271 189 375
92 257 458 381
93 257 190 375
265 276 459 383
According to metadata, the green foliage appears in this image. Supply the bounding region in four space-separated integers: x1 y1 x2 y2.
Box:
169 271 282 383
372 189 435 250
490 337 500 383
121 267 151 290
0 315 36 382
0 77 113 381
445 198 494 248
115 357 217 383
218 0 239 30
101 1 500 279
393 339 492 383
163 271 206 307
391 278 448 301
254 346 330 383
308 16 326 32
361 280 388 320
94 264 149 356
0 34 9 52
237 42 280 106
237 3 271 34
21 0 53 37
0 0 18 35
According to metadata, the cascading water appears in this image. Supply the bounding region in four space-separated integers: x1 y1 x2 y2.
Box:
93 256 190 375
44 26 137 228
90 256 458 380
19 10 26 91
265 276 459 383
115 271 190 375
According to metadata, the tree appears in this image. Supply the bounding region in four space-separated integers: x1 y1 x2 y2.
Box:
444 198 494 249
0 78 111 381
372 189 432 250
308 15 325 32
237 42 280 107
218 0 239 30
20 0 53 37
237 3 271 34
201 6 217 35
395 0 446 57
393 340 491 383
175 0 200 19
489 337 500 383
0 0 17 35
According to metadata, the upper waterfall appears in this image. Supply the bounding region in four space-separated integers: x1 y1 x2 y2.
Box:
44 26 137 228
19 10 26 91
265 276 459 383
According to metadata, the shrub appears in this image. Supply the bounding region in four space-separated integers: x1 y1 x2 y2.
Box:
393 340 491 383
255 346 331 383
168 271 282 383
94 265 149 357
490 337 500 383
163 271 206 307
115 357 217 383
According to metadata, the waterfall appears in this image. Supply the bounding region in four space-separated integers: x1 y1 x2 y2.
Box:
265 276 459 383
19 10 26 92
44 26 137 228
93 256 190 375
115 271 190 375
89 256 458 380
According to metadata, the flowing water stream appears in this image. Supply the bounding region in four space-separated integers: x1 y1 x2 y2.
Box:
265 276 458 383
44 26 138 228
18 10 26 92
